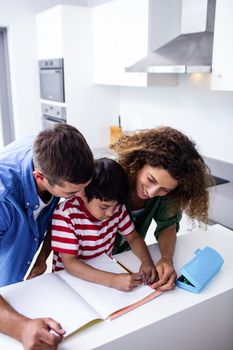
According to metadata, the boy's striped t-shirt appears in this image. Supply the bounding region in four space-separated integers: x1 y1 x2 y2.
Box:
51 196 134 271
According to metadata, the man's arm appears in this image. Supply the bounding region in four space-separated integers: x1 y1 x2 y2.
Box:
0 295 65 350
150 225 177 291
27 228 52 279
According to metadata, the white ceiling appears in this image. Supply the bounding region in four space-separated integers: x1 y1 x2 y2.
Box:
30 0 113 13
87 0 112 6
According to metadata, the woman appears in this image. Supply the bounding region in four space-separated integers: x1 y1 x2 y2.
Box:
111 126 211 291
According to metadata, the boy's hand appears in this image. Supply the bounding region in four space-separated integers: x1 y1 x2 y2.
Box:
139 261 157 285
110 273 143 291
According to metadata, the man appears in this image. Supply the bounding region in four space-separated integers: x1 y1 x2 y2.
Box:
0 124 94 349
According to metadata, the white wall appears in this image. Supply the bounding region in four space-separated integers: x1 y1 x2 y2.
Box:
119 74 233 163
0 1 42 139
2 0 233 157
0 0 119 148
0 0 83 140
60 5 120 148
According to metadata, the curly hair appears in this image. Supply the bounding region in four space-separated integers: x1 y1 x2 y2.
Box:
111 126 211 224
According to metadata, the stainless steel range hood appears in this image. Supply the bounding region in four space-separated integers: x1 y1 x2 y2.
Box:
126 0 216 74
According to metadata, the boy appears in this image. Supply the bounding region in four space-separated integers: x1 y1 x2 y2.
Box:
51 158 157 291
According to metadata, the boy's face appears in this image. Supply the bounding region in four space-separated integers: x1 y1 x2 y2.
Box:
84 198 119 221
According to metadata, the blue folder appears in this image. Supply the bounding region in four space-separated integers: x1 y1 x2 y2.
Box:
176 246 224 293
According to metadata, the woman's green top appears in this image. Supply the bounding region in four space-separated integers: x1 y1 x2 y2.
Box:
113 195 182 254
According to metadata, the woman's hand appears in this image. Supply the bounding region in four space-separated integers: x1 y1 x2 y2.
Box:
139 261 157 285
150 257 177 291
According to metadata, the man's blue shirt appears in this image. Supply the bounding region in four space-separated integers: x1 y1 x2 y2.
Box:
0 137 59 286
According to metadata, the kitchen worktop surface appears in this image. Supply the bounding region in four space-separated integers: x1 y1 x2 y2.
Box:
1 224 232 350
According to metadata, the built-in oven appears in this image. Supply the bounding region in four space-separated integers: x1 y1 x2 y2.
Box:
39 58 65 103
42 103 66 129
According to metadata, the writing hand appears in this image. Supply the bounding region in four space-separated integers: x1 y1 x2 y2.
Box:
110 273 143 292
20 317 65 350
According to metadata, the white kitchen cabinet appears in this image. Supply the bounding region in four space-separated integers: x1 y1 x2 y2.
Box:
36 7 63 60
92 0 120 85
92 0 149 86
211 0 233 91
92 0 177 87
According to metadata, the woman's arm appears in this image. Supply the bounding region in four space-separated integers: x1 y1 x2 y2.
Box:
60 253 143 292
150 225 177 291
125 230 157 284
0 295 65 349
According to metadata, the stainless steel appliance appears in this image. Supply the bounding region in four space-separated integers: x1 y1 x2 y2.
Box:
42 103 66 129
126 0 216 74
39 58 65 102
204 156 233 230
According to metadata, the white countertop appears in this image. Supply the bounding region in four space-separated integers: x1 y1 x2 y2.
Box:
0 224 233 350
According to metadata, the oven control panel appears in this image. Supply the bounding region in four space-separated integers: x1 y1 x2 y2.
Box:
41 103 66 121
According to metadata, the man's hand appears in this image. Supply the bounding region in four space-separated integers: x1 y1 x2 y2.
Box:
110 272 143 291
19 317 65 350
0 295 65 350
27 258 47 280
150 257 177 291
27 228 53 280
139 261 157 285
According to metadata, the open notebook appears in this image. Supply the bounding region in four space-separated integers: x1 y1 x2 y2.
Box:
1 254 161 337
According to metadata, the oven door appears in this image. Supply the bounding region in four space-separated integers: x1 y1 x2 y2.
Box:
40 68 65 102
42 117 65 129
42 103 66 129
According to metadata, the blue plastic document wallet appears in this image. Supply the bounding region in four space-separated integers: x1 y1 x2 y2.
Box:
176 246 224 293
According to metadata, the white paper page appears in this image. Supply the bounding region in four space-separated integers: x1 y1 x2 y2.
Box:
58 254 156 320
115 244 160 273
1 273 100 336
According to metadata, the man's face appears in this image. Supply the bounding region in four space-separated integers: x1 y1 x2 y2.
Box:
33 169 91 199
44 179 91 199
